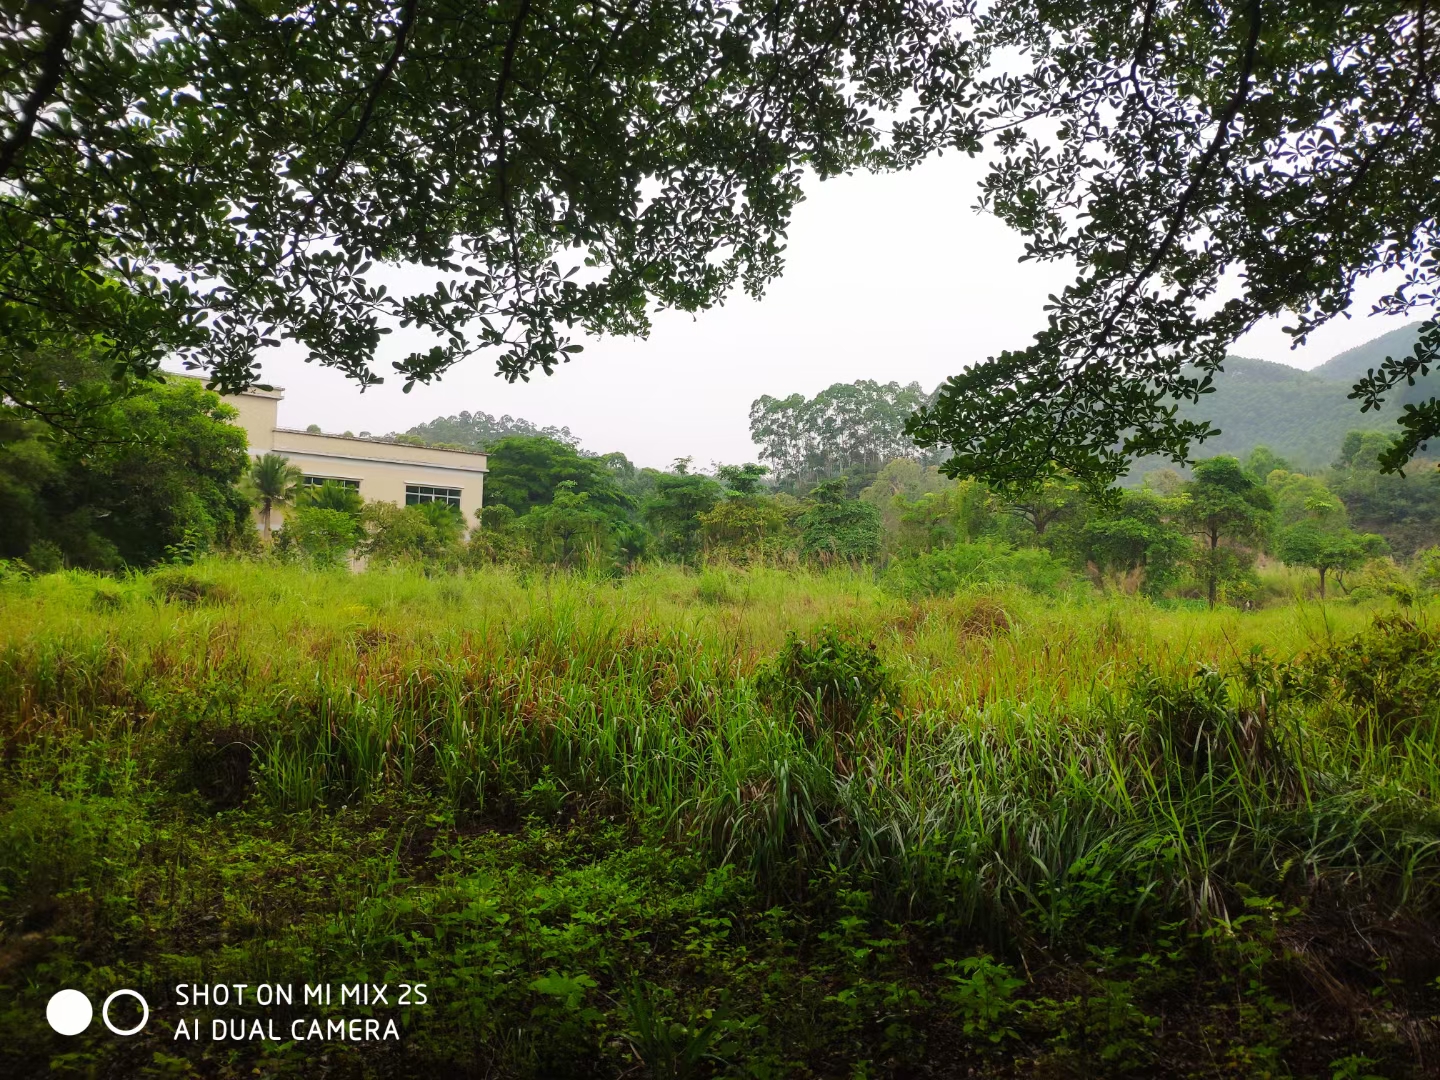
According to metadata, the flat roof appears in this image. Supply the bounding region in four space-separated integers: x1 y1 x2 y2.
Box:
273 427 489 459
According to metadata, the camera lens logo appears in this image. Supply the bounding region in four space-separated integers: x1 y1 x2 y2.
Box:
46 989 149 1036
46 990 92 1035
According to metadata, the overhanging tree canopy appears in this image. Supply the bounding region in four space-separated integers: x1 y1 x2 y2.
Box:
908 0 1440 490
1 0 977 427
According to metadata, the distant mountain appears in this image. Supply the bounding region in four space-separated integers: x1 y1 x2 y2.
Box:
401 411 581 450
1121 322 1440 478
1150 354 1393 472
1308 322 1438 408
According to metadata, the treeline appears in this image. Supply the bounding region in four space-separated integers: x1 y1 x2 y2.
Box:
6 374 1440 612
749 380 945 490
258 428 1440 612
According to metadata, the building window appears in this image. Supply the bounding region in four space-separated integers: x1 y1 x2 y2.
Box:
303 475 360 491
406 484 461 507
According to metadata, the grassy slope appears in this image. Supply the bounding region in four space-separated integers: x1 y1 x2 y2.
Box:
1 562 1437 1077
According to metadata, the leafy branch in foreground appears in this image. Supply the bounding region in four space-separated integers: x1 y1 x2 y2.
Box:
1 0 979 424
910 0 1440 492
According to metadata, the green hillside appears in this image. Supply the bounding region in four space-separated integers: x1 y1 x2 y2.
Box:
1308 321 1439 408
1142 354 1392 473
1125 324 1440 474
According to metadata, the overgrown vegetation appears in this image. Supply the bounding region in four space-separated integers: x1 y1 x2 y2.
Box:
1 563 1437 1076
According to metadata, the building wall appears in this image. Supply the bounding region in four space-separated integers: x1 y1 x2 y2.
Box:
269 429 486 526
227 389 281 453
186 376 488 531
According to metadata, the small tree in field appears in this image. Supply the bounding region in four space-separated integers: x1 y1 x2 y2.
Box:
1180 458 1273 608
1276 491 1386 599
524 482 614 568
245 453 303 548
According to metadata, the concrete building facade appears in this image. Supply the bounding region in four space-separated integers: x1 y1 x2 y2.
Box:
212 381 487 528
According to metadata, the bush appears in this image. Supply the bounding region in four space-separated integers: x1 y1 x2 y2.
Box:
696 567 745 605
884 541 1071 598
150 567 234 605
1294 614 1440 739
363 502 464 566
23 539 63 574
288 506 361 569
1345 557 1415 605
467 504 530 565
757 625 897 741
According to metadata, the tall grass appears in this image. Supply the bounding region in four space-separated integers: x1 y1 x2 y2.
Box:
1 559 1435 943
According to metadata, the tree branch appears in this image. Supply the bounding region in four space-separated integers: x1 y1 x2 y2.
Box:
0 0 84 181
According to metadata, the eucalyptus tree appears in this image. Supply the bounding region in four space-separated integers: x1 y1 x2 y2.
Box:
2 0 977 430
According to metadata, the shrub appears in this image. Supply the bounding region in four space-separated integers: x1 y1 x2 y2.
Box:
756 625 897 741
467 504 530 565
1294 614 1440 739
150 567 234 605
23 539 63 574
1345 557 1415 605
288 506 361 569
884 541 1071 598
363 502 464 566
799 479 882 564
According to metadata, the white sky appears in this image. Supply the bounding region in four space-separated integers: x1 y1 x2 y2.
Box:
173 153 1417 470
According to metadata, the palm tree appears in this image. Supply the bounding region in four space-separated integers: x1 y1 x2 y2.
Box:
245 453 303 546
297 479 364 516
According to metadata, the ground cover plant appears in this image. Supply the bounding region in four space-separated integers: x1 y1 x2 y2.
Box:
0 562 1438 1077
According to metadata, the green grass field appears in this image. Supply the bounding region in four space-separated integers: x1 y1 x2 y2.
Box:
1 562 1438 1077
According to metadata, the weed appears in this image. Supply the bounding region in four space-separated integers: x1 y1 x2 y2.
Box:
756 625 897 741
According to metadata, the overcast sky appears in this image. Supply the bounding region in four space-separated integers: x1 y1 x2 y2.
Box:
177 152 1417 470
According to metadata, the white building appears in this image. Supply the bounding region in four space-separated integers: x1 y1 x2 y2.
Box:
214 381 487 528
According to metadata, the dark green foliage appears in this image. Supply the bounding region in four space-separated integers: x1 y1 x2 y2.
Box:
757 626 897 741
798 478 882 563
288 506 362 569
642 473 722 561
296 479 364 517
523 481 617 568
484 436 632 519
908 5 1440 488
2 0 976 418
0 378 252 568
714 462 769 496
